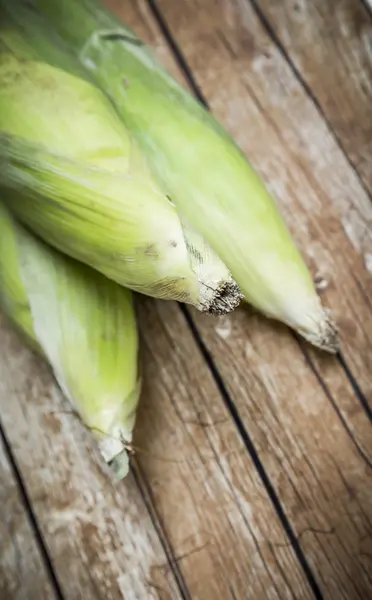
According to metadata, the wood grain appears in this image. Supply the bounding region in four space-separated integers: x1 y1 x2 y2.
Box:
0 316 182 600
0 434 55 600
189 306 372 600
136 297 315 600
254 0 372 195
108 0 372 598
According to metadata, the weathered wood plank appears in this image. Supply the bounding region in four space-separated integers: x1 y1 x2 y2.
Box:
254 0 372 194
189 307 372 599
0 316 183 600
136 298 315 600
0 434 56 600
111 0 372 598
0 306 315 600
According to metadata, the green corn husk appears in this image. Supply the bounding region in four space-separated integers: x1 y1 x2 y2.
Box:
0 200 141 479
0 2 241 316
29 0 339 351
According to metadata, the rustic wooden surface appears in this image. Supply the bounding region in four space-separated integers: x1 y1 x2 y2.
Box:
1 0 371 599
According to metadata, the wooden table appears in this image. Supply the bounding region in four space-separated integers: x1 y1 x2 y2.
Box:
1 0 371 598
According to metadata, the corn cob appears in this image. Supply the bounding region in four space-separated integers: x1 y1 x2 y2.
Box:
0 1 241 315
0 201 141 479
28 0 339 351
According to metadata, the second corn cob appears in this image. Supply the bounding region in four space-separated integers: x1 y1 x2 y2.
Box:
0 200 141 479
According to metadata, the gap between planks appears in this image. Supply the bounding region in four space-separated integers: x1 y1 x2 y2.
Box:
179 305 325 600
0 420 65 600
0 429 58 600
247 0 372 204
132 461 192 600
